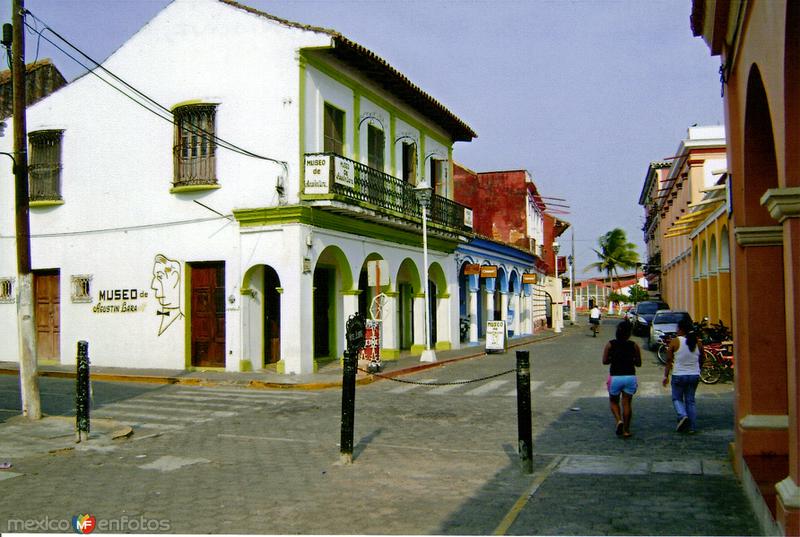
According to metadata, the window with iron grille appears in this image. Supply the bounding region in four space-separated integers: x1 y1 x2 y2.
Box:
323 103 344 155
0 277 14 304
70 274 92 303
29 130 63 201
173 104 217 186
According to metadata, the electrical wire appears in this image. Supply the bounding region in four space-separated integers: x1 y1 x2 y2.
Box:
22 9 288 175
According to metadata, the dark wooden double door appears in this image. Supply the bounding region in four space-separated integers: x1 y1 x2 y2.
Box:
191 262 225 367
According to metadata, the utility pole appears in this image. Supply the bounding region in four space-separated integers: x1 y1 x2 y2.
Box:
11 0 41 419
570 229 576 324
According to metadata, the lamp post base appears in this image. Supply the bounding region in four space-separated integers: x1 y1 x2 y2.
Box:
420 349 437 363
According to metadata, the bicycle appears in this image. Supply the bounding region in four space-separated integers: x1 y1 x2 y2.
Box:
589 319 600 337
700 341 734 384
655 333 675 364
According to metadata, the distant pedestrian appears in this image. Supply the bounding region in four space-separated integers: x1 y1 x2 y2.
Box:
663 318 703 433
602 320 642 438
589 305 601 337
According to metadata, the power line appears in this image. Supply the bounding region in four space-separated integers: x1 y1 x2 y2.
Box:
22 9 288 175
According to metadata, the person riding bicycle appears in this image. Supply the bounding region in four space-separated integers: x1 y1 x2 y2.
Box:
589 305 601 336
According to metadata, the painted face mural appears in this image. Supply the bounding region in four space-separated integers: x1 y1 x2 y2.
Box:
151 254 184 336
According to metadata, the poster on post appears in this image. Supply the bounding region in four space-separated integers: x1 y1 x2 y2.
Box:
486 320 506 353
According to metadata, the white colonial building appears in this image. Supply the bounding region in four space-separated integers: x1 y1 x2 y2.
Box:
0 0 478 374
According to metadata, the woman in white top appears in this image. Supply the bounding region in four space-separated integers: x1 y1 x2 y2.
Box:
662 318 703 433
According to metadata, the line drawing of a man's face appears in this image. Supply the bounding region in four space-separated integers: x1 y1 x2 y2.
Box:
151 255 181 310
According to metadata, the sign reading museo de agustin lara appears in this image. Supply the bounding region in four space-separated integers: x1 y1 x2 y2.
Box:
304 155 355 194
92 254 185 337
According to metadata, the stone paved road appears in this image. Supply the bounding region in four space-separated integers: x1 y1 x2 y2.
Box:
0 322 759 535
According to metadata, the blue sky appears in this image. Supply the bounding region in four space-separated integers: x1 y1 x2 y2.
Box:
2 0 724 275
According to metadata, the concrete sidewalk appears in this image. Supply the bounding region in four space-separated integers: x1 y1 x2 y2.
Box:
0 329 559 390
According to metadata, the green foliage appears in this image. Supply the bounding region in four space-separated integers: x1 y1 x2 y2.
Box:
584 228 640 284
608 292 629 304
628 284 649 303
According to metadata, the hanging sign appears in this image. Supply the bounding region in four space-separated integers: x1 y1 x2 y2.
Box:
304 155 331 194
333 155 355 188
480 265 498 278
486 320 507 353
463 263 481 276
522 273 538 284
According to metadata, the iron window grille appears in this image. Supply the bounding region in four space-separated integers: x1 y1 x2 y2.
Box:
28 130 63 201
0 277 14 304
70 274 92 303
173 104 217 187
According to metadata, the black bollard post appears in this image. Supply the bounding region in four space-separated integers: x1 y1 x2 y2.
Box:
340 313 365 464
516 349 533 474
76 340 90 443
339 347 356 464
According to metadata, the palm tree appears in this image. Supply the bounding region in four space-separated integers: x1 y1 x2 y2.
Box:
584 228 640 286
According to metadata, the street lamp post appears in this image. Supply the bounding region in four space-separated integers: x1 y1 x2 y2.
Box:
568 253 575 325
415 181 436 363
552 241 561 333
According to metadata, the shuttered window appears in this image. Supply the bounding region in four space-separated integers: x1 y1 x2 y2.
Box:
323 103 344 155
367 125 384 171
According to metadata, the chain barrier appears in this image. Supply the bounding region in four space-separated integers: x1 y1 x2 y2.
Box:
356 366 517 386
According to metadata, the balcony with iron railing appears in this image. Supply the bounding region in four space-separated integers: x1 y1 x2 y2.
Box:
301 152 473 235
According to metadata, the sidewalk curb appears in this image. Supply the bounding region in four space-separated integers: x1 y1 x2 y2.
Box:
0 332 563 391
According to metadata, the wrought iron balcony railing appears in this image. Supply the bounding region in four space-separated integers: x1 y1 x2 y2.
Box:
303 152 473 233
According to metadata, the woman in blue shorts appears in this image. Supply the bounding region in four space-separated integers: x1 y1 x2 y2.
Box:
602 320 642 438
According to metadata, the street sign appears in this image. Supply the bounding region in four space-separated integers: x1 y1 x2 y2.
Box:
486 320 507 353
480 265 498 278
345 313 366 352
463 263 481 275
522 273 538 284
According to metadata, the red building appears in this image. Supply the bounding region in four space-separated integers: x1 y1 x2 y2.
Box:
453 164 568 275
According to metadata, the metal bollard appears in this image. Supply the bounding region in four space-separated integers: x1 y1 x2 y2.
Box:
339 347 357 464
516 350 533 474
76 340 90 443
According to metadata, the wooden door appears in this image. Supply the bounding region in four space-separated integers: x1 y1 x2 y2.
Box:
313 268 331 359
34 271 60 361
264 267 281 365
191 263 225 367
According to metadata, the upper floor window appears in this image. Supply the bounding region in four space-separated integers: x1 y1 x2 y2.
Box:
29 129 63 201
173 104 217 187
430 158 444 196
401 141 416 184
367 124 384 171
323 103 344 155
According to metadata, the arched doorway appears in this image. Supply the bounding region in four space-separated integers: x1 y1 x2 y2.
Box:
313 246 352 362
242 264 282 368
428 262 448 348
396 258 420 351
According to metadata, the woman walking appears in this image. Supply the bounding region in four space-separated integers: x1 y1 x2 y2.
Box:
602 320 642 437
662 318 703 433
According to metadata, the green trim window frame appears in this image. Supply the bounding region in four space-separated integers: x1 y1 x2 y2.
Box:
367 124 385 171
173 104 217 187
323 103 345 155
28 129 64 202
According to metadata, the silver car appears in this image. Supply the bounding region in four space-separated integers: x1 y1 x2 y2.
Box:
648 310 692 350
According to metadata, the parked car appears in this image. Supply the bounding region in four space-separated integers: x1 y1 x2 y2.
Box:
648 310 692 350
633 300 670 335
